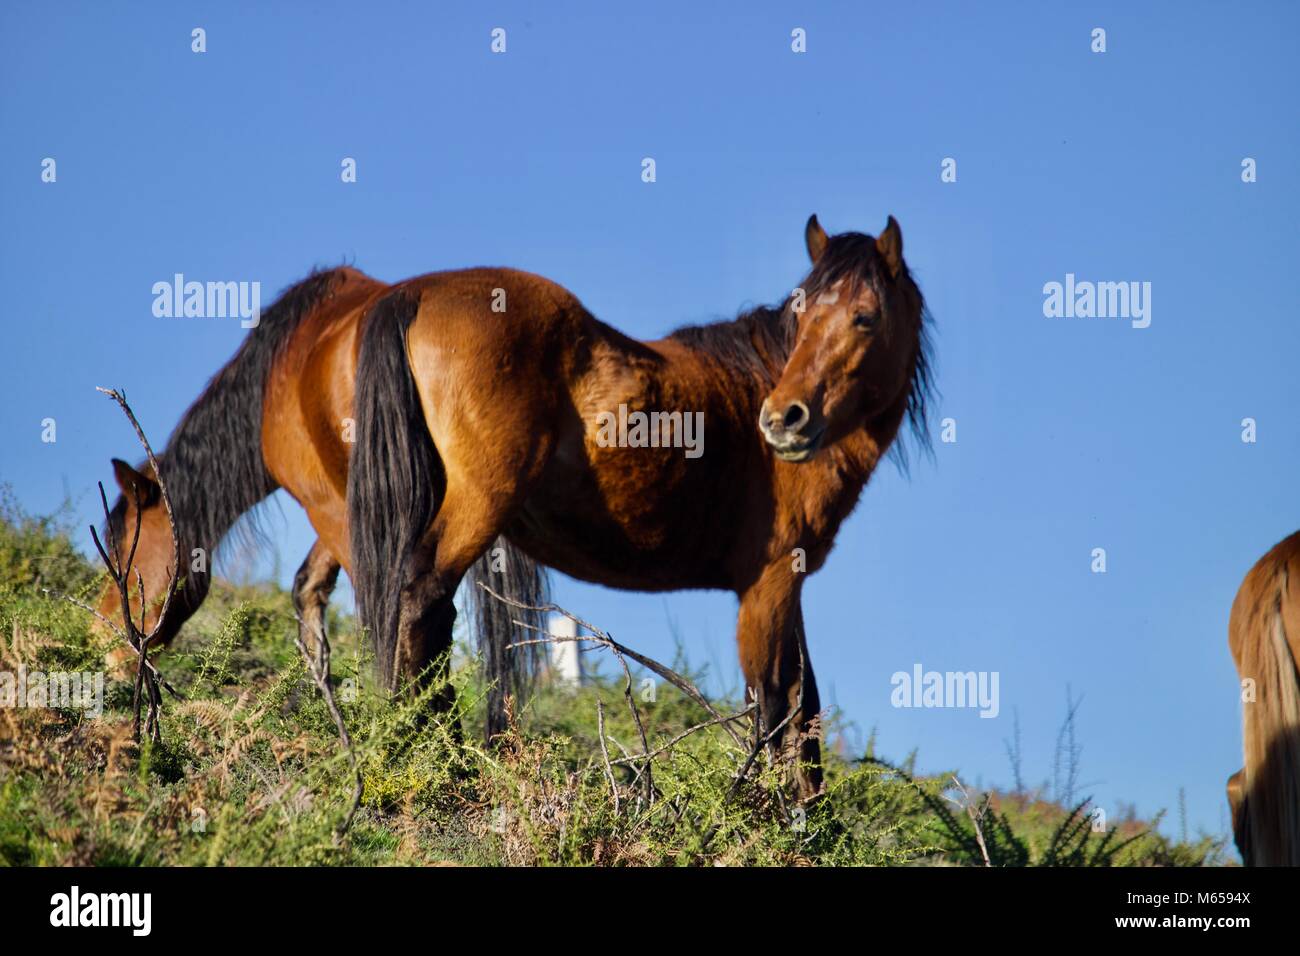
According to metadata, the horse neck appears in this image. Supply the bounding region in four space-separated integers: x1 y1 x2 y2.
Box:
156 269 343 599
796 393 910 546
158 393 279 599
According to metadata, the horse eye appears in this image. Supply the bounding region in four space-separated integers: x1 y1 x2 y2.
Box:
853 311 880 331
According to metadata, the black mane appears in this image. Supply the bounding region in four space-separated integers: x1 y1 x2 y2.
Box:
106 268 345 608
666 232 935 465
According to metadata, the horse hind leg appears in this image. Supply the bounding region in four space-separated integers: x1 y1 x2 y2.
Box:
392 480 535 728
292 539 341 679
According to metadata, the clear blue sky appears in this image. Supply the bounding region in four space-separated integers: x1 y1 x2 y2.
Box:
3 2 1297 842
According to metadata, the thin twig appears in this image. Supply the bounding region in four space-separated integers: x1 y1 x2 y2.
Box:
40 587 182 699
596 699 620 816
610 703 755 766
476 584 819 842
482 583 744 749
293 612 363 838
948 775 992 867
96 387 182 637
82 386 184 743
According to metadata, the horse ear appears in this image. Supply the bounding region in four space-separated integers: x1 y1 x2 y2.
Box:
111 458 159 505
876 216 904 278
805 214 829 264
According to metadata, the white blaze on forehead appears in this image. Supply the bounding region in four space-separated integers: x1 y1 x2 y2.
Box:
815 281 845 306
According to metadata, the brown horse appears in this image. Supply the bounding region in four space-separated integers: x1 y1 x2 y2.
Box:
98 215 932 798
1227 530 1300 865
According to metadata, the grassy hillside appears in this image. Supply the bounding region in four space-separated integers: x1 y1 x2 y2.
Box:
0 493 1229 866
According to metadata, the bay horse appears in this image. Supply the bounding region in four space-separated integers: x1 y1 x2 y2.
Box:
97 215 932 799
1227 530 1300 865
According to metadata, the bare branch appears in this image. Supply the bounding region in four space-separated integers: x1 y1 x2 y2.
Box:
39 587 182 699
293 612 363 838
480 582 744 749
596 699 620 816
86 386 185 743
948 775 992 867
610 702 755 766
97 387 182 636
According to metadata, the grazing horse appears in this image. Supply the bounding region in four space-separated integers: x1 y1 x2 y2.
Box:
98 216 932 799
100 269 550 725
1227 531 1300 865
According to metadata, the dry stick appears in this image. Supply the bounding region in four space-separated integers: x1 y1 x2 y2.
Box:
609 702 755 766
506 619 655 805
132 566 153 739
598 730 649 796
949 775 993 867
596 699 620 816
478 583 747 749
41 588 183 699
96 387 182 637
85 386 183 744
89 483 144 729
479 584 790 832
475 584 662 803
480 583 814 836
293 612 363 838
480 583 752 810
89 486 160 742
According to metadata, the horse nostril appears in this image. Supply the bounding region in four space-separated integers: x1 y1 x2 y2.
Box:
782 402 810 432
759 403 781 435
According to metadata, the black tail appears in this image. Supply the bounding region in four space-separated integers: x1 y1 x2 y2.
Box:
466 539 549 742
346 287 549 722
347 288 436 690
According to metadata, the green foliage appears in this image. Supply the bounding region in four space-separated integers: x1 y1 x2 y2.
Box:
0 486 97 596
874 758 1231 867
0 501 1233 867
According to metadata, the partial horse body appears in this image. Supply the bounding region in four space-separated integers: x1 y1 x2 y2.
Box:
99 216 932 799
102 266 549 714
1227 531 1300 865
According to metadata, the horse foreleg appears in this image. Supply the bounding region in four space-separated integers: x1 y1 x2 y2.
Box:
736 564 823 802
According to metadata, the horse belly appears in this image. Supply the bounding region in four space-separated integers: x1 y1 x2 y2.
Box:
507 454 736 593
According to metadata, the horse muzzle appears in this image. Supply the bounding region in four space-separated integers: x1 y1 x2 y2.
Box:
759 401 825 462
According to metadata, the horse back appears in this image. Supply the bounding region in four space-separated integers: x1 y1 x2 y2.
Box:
262 267 389 535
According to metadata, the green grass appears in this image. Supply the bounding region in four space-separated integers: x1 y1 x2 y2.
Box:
0 494 1231 866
